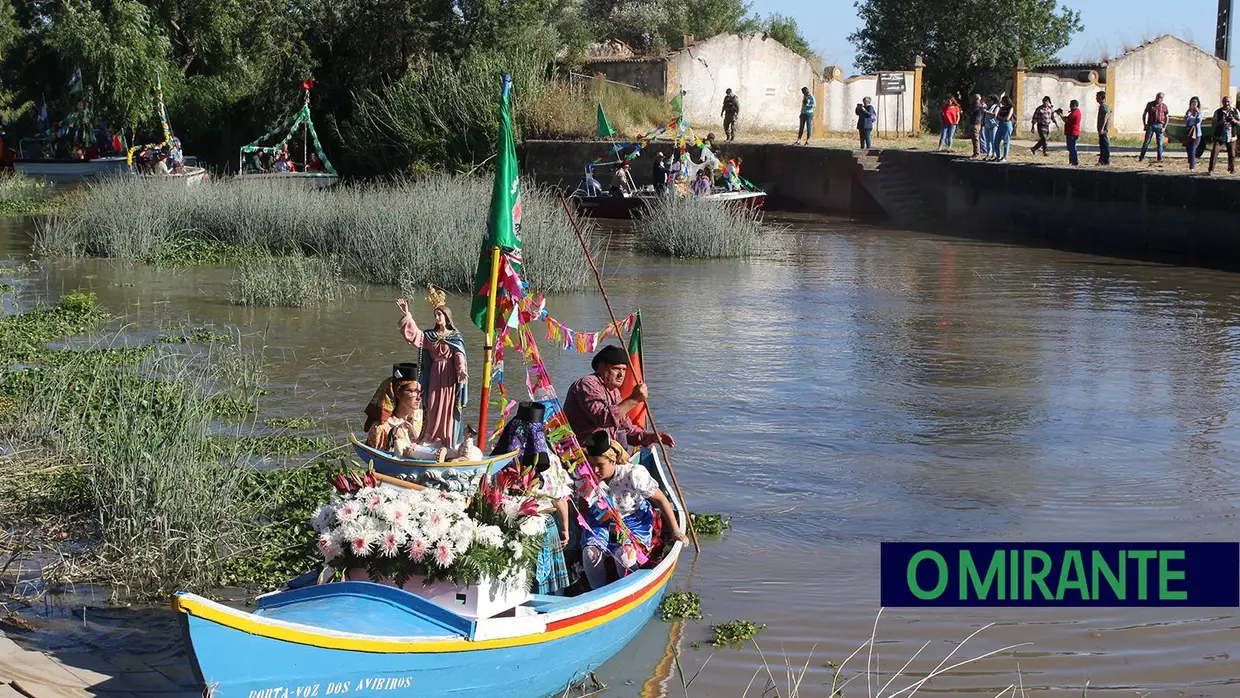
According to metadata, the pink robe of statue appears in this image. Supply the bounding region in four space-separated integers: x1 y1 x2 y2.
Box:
400 313 468 447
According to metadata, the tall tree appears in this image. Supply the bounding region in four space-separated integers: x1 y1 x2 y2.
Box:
849 0 1082 104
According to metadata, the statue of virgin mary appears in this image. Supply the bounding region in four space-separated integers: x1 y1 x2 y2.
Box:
394 284 468 447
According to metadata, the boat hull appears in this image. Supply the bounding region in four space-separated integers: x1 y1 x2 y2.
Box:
349 434 517 490
178 575 671 698
240 172 339 188
13 157 131 183
574 190 766 219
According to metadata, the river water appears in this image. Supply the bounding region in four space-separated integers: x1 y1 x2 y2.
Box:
2 213 1239 697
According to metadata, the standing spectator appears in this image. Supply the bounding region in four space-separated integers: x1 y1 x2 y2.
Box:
1030 96 1057 156
721 89 740 142
994 96 1016 161
938 96 960 151
1184 97 1204 171
796 87 815 144
1208 95 1238 174
1138 92 1169 162
855 97 877 150
652 153 668 195
981 95 1000 160
1095 91 1111 165
1058 100 1083 165
967 94 985 158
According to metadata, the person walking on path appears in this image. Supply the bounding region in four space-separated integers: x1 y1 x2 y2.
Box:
1095 91 1111 165
938 97 960 151
1058 100 1083 165
721 89 740 142
796 87 815 144
855 97 877 150
1184 97 1204 170
993 96 1016 161
1208 96 1239 174
967 94 985 157
1138 92 1169 162
1030 96 1057 156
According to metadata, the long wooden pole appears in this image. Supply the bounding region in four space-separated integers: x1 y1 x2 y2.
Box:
557 191 699 555
477 245 503 451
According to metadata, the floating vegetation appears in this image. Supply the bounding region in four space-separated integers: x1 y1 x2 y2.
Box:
689 512 732 536
0 291 106 364
710 620 766 648
37 176 600 293
220 459 338 592
0 172 56 215
160 327 234 344
0 282 14 296
230 254 349 307
659 591 702 621
635 195 765 258
264 416 315 429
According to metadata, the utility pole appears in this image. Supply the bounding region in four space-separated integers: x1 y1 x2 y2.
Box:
1219 0 1234 61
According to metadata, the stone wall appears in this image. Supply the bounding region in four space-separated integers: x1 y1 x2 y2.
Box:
1019 72 1102 133
1109 36 1227 134
581 59 666 95
667 34 819 131
822 69 918 135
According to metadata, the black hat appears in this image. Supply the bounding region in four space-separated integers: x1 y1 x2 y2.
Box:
591 345 629 371
516 400 546 423
584 430 612 457
392 362 419 381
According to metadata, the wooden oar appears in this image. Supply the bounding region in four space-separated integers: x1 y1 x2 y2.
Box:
557 191 700 556
372 472 428 491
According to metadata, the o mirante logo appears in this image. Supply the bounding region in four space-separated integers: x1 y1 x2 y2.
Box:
880 543 1240 607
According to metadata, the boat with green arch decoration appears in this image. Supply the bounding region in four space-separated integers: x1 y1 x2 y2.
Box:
238 79 339 187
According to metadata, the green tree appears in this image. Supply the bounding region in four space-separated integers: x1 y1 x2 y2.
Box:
849 0 1082 105
755 13 814 60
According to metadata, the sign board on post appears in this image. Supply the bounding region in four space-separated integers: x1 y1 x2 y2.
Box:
877 73 906 95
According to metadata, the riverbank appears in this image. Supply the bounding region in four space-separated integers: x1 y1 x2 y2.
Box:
524 139 1240 269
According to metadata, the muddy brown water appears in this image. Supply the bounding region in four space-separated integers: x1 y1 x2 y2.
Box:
2 213 1239 697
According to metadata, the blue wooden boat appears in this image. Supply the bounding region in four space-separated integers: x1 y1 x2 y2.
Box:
173 446 685 698
348 433 519 491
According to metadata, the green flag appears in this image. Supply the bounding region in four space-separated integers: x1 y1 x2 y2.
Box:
669 92 683 116
596 104 615 138
470 74 523 332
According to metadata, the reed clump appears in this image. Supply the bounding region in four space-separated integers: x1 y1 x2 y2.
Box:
0 290 336 598
0 172 54 215
230 254 348 307
36 175 598 293
635 195 764 258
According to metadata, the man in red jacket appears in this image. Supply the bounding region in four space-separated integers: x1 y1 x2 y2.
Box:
1057 99 1083 166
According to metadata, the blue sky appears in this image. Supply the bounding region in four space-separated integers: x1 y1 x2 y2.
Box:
766 0 1234 73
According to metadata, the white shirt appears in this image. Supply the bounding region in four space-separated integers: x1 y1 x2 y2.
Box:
597 461 658 518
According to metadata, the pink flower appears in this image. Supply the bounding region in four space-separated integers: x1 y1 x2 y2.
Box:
380 532 400 557
427 510 444 527
407 537 428 561
366 493 383 510
349 535 371 556
317 534 340 561
519 498 539 517
433 542 455 567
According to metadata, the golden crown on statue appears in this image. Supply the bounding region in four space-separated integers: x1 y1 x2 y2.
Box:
425 283 448 309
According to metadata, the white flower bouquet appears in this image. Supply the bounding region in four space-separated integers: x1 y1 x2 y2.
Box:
311 481 546 589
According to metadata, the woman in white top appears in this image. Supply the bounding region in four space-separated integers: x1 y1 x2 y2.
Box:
579 431 687 590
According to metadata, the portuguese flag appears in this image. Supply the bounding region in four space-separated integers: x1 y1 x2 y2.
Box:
620 312 648 429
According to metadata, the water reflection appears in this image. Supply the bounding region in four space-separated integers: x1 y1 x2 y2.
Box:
3 211 1240 696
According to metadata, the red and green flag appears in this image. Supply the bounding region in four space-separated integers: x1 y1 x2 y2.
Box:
619 312 648 429
470 74 524 331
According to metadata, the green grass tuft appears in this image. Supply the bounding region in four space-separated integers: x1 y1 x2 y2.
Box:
635 195 765 258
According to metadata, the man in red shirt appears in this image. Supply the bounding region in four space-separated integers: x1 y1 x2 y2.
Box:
1138 92 1169 162
1057 99 1083 166
564 345 675 451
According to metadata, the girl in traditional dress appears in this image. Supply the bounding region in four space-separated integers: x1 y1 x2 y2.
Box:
580 431 687 590
365 365 424 457
396 285 468 448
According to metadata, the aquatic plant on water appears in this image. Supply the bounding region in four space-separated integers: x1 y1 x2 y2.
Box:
710 620 766 648
689 511 732 536
230 254 349 307
635 195 764 258
313 468 545 588
36 175 600 293
658 590 703 621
